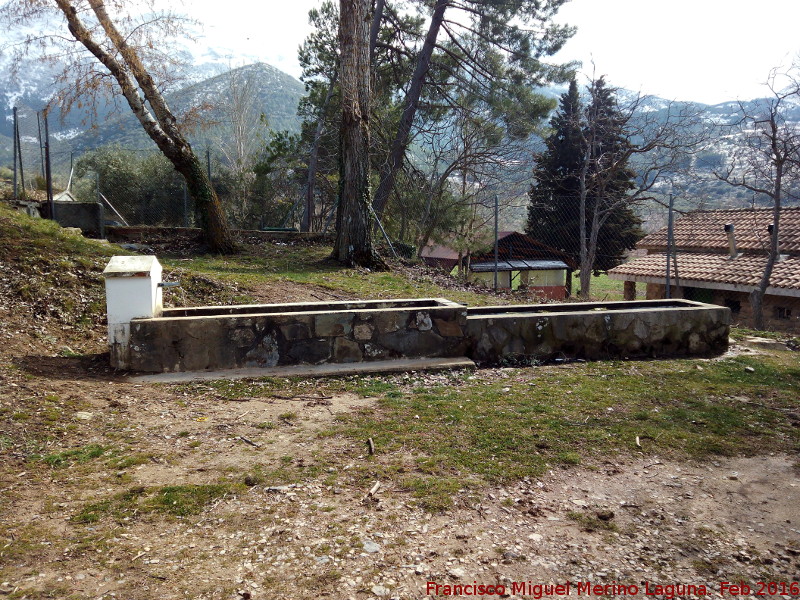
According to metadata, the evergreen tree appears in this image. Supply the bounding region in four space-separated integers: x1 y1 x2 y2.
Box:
527 78 643 280
582 77 643 274
527 79 584 263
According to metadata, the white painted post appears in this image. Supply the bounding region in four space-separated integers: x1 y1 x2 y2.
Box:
103 256 163 369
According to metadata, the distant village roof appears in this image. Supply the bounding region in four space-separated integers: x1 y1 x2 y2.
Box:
469 231 576 268
637 206 800 254
420 244 460 261
470 260 569 273
608 252 800 297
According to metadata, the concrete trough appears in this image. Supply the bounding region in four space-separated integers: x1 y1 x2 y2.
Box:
123 298 469 372
466 299 730 364
103 257 730 373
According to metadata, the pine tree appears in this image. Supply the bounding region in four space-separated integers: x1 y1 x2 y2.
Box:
527 78 643 286
527 79 584 262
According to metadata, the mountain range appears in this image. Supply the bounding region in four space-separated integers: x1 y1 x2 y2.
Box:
1 56 797 213
0 61 305 173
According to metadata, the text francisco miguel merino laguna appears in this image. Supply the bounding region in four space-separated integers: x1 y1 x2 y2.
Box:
425 580 755 598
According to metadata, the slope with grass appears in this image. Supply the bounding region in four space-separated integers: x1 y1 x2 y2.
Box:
0 203 798 599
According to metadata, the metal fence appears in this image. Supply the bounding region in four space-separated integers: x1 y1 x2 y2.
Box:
6 109 303 231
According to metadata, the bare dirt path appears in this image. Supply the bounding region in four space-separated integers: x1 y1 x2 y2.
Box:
2 350 798 600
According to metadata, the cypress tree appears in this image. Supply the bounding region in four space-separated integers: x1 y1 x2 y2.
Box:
527 78 643 274
527 79 584 262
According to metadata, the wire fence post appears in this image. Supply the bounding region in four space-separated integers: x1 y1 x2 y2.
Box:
12 107 17 201
665 192 674 299
493 193 499 292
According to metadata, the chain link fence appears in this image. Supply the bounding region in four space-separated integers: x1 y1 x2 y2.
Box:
6 109 302 231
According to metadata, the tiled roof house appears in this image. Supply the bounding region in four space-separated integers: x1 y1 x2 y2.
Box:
608 207 800 332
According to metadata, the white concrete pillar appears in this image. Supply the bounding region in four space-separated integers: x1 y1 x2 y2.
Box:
103 256 163 369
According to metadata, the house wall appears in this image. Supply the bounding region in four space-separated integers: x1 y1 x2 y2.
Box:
471 271 512 289
519 269 565 287
472 269 566 292
645 283 800 333
527 286 567 301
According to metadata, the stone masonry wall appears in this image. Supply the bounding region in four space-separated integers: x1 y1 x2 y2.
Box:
467 302 730 364
124 301 468 372
646 283 800 334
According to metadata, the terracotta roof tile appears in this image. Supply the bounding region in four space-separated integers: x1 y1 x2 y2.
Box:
608 252 800 294
638 207 800 254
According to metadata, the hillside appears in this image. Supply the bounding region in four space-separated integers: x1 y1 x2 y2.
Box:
0 62 305 170
69 62 305 151
1 202 799 598
3 53 798 218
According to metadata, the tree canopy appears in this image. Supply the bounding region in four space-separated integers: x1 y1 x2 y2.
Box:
527 78 643 277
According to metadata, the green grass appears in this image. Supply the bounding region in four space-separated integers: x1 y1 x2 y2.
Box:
37 444 108 468
166 251 639 306
331 353 800 510
164 348 800 512
580 273 642 301
74 483 241 523
161 249 500 307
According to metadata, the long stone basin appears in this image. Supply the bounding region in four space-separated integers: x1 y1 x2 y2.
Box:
122 298 469 372
118 298 729 372
466 299 730 363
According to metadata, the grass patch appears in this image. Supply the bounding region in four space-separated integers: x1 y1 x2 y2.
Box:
37 444 107 468
151 484 233 516
333 353 800 510
106 452 153 470
567 510 619 532
73 483 241 523
579 273 644 301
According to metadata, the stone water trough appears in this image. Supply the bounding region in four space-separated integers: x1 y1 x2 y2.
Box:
103 256 730 373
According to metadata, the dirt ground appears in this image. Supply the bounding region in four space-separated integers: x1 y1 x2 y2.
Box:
2 368 799 599
1 275 799 600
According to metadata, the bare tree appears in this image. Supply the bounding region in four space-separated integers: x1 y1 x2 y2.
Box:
333 0 384 268
214 65 265 225
1 0 236 252
410 101 530 257
574 79 705 298
714 68 800 329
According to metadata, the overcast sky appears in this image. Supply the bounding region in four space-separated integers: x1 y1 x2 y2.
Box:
187 0 800 105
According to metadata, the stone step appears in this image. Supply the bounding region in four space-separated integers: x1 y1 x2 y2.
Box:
128 356 476 384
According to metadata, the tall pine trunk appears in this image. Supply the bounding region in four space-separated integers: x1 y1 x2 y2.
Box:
333 0 384 268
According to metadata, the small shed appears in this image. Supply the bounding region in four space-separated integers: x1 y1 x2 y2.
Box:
470 259 571 299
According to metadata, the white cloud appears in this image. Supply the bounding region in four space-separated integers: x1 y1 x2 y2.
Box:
179 0 799 103
552 0 800 104
181 0 322 77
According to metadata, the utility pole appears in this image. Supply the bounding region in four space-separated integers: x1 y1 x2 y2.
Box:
665 192 674 299
493 194 499 292
44 112 54 220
